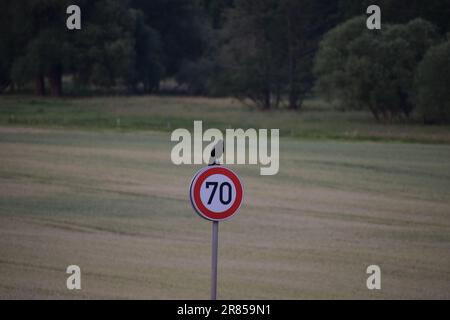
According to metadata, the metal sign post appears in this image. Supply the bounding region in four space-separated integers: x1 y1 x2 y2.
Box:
211 220 219 300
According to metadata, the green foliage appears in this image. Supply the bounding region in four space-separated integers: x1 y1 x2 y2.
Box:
0 1 15 91
415 39 450 124
312 17 367 110
127 10 164 93
315 17 438 121
4 0 74 95
216 0 282 108
2 0 140 95
2 0 450 103
70 1 137 89
199 0 235 29
131 0 208 77
217 0 338 109
1 0 184 95
339 0 450 34
176 58 215 95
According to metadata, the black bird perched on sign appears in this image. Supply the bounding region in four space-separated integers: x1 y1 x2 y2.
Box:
209 140 224 166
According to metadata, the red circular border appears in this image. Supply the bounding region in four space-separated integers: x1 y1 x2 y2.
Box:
191 167 243 221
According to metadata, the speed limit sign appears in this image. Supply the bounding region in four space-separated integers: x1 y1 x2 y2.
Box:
189 165 243 300
189 166 243 221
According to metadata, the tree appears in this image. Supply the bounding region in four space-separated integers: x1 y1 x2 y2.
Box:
415 38 450 124
0 1 15 92
313 17 367 110
3 0 153 96
70 1 137 90
125 9 164 93
314 17 438 121
216 0 283 109
131 0 208 78
339 0 450 34
217 0 338 109
5 0 74 95
199 0 235 29
277 0 339 109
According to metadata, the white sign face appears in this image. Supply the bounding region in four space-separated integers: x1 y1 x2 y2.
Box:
199 174 235 213
190 166 243 221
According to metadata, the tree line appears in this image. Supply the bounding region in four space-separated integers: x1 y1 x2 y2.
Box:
0 0 207 96
315 17 450 123
1 0 449 122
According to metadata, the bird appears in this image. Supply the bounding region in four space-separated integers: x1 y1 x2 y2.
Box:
209 140 224 166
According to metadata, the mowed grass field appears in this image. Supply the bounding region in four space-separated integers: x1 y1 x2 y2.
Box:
0 96 449 299
2 95 450 143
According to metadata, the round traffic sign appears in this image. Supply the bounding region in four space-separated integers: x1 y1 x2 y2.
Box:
190 166 243 221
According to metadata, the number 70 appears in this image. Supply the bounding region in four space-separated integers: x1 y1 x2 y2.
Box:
206 182 232 205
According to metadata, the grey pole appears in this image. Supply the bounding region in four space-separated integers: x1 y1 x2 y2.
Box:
211 220 219 300
209 140 222 300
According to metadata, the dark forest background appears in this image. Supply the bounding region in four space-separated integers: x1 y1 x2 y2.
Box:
1 0 449 123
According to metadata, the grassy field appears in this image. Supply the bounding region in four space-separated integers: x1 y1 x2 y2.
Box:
0 95 449 299
0 127 449 298
1 95 450 144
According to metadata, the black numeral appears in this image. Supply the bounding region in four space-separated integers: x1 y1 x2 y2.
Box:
206 182 218 204
220 182 232 205
206 181 232 205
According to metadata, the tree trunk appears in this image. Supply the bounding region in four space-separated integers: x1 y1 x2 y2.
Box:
369 105 380 122
286 12 299 110
263 86 271 110
35 74 45 96
288 87 299 110
48 66 62 96
275 84 281 108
